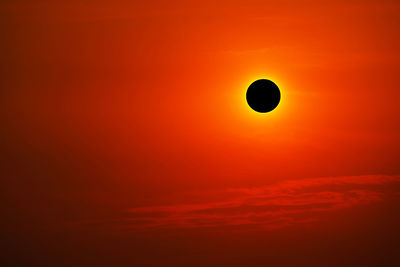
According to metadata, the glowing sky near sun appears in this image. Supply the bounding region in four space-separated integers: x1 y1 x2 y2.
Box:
1 0 400 266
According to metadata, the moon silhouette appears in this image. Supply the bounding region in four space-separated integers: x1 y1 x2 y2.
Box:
246 79 281 113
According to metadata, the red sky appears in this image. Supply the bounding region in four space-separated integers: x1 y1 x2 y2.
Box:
1 0 400 266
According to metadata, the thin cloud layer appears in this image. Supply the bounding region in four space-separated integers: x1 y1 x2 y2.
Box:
121 175 400 231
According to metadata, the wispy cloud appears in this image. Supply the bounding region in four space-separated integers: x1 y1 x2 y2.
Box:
102 175 400 231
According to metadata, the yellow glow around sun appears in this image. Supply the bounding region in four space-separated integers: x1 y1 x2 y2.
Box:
232 72 292 124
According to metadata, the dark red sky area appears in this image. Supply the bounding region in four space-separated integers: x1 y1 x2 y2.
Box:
1 0 400 266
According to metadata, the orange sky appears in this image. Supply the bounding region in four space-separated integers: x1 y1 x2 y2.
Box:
1 0 400 266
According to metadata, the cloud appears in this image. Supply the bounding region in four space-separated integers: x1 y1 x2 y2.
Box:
118 175 400 231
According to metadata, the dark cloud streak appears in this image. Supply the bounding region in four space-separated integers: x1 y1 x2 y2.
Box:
118 175 400 231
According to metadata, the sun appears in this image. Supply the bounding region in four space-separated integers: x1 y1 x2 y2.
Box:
246 79 281 113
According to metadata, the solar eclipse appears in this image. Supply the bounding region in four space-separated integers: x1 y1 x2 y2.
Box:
246 79 281 113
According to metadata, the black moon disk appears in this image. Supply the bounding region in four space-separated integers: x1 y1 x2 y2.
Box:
246 79 281 113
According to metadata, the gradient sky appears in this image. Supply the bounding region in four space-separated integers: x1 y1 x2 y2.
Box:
1 0 400 266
